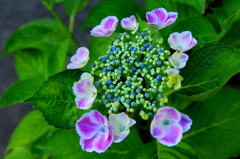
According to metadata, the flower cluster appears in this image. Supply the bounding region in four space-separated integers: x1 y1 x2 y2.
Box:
67 7 196 153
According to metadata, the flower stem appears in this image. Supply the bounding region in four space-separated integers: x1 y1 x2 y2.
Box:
69 15 75 33
151 28 159 38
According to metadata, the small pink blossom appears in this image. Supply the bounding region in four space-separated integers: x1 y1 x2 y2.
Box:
76 110 114 153
146 8 178 29
90 16 118 37
121 15 139 34
169 52 189 69
73 73 97 110
67 47 89 69
151 107 192 147
168 31 197 52
109 112 136 143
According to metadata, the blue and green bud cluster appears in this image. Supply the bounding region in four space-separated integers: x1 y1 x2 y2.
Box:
90 28 175 119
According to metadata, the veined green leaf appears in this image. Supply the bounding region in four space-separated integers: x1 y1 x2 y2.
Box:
64 0 90 16
171 0 206 14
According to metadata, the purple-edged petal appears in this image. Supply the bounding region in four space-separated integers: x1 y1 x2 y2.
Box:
80 137 94 152
75 95 95 109
146 12 158 24
168 12 178 20
76 113 99 139
89 110 107 126
75 47 89 61
177 31 192 48
170 52 189 69
181 38 197 52
157 107 181 122
121 15 137 30
92 129 114 153
80 72 94 83
166 69 179 75
66 63 79 69
150 114 167 139
153 8 168 24
113 129 130 143
179 113 192 133
158 122 183 147
160 18 176 29
168 32 179 49
73 80 96 97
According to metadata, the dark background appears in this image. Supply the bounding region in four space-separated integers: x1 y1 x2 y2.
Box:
0 0 144 157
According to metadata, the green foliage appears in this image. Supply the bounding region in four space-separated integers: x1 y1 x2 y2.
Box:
175 44 240 101
25 69 108 129
64 0 89 16
171 0 206 14
182 89 240 159
80 0 145 30
121 141 197 159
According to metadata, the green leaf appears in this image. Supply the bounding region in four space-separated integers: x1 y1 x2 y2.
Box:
1 19 66 58
47 38 70 75
171 16 223 44
0 78 44 107
171 0 206 14
80 0 145 30
64 0 89 16
182 89 240 159
168 93 192 111
4 110 52 158
175 44 240 101
122 141 197 159
25 69 108 129
222 0 240 22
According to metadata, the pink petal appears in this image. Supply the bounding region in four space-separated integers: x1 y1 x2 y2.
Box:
168 12 178 20
66 63 79 69
130 15 136 24
80 137 94 152
168 32 179 50
177 31 192 48
153 8 168 24
158 122 183 147
160 17 176 29
70 54 79 63
73 81 88 97
150 114 167 139
76 47 89 60
90 25 105 37
179 113 192 133
76 113 99 139
101 16 118 31
146 12 158 24
92 129 114 153
89 110 107 126
157 107 181 122
182 38 197 52
75 95 95 109
113 129 130 143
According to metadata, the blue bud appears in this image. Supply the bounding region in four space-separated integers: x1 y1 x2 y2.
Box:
107 94 112 99
131 92 136 96
156 75 162 80
117 35 122 38
128 47 133 51
117 70 122 74
140 32 145 36
152 101 157 105
117 97 121 101
90 63 94 67
118 66 123 71
116 47 120 51
126 59 131 63
140 63 145 68
131 77 136 81
133 47 137 51
141 47 145 51
112 46 117 51
158 94 164 98
144 43 149 48
157 61 162 65
150 45 154 49
153 79 158 83
94 81 99 86
113 97 118 101
126 99 131 104
103 100 108 104
131 67 137 72
161 66 166 71
145 93 150 98
131 102 136 107
108 66 114 70
148 112 153 118
101 58 107 63
102 67 107 71
123 90 128 94
110 85 115 89
107 80 112 85
140 98 145 102
158 51 163 55
149 65 153 69
136 88 141 93
109 51 114 55
125 80 131 86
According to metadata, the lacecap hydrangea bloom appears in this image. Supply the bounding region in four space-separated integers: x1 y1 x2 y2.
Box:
72 7 196 153
67 47 89 69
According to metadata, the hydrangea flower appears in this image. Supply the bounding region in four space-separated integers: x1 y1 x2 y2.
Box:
146 8 178 29
169 52 189 69
121 15 139 34
109 112 136 143
150 107 192 147
166 69 183 90
76 110 114 153
67 47 89 69
90 16 118 37
168 31 197 52
73 73 97 109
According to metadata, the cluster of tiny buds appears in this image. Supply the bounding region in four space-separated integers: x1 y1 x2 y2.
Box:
89 28 175 119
